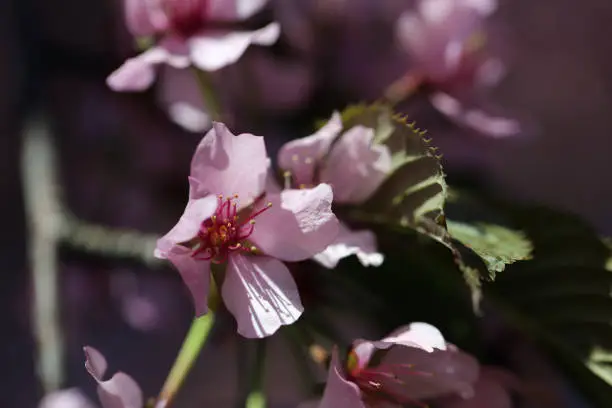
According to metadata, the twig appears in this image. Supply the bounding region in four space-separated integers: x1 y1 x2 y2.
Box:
21 115 64 393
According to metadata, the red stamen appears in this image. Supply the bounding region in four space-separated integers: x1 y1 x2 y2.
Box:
188 195 272 263
351 363 432 408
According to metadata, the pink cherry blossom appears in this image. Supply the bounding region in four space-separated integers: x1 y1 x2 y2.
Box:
84 346 143 408
155 122 339 337
108 0 280 91
317 322 480 408
395 0 520 138
39 389 98 408
277 112 390 268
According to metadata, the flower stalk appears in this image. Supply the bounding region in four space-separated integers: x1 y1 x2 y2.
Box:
192 67 223 122
156 311 216 408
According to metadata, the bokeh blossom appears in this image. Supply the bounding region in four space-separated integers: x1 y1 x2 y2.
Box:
107 0 280 91
395 0 520 138
277 112 390 268
316 322 479 408
436 366 520 408
84 346 143 408
155 122 339 337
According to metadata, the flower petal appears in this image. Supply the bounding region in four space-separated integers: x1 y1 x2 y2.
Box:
167 246 211 316
107 45 189 91
222 255 303 338
155 195 219 254
277 112 342 187
429 92 520 138
124 0 168 36
320 125 391 203
377 342 480 401
319 348 366 408
314 223 383 268
190 122 269 204
382 322 448 352
209 0 269 20
38 389 97 408
188 23 280 71
158 66 210 133
436 367 514 408
84 345 108 380
84 347 143 408
250 184 339 262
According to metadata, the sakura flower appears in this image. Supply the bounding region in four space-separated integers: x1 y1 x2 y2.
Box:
277 112 390 269
316 322 479 408
395 0 520 138
84 346 143 408
108 0 280 91
155 122 339 338
39 389 98 408
435 366 519 408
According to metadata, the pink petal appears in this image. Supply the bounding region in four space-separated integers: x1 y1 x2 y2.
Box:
157 66 210 133
84 347 143 408
382 322 448 352
320 125 392 204
222 255 303 338
351 340 376 370
188 23 280 72
190 122 269 204
436 367 514 408
167 246 211 316
429 92 520 138
38 389 97 408
84 346 108 380
319 348 366 408
377 342 480 401
314 223 383 268
155 195 219 255
397 0 491 81
277 112 343 187
209 0 269 20
124 0 168 36
106 45 189 91
249 184 339 262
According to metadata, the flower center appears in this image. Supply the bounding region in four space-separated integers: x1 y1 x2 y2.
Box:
190 194 272 263
166 0 209 38
348 358 431 407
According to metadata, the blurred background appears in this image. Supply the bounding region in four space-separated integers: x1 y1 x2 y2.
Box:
2 0 612 407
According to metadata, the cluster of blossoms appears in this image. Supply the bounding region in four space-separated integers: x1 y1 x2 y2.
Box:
37 0 531 406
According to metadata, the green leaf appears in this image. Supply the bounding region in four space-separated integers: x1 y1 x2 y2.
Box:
484 205 612 407
338 103 482 308
447 220 533 278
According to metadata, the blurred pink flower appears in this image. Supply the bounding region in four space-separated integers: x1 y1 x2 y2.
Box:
39 389 98 408
84 346 143 408
277 113 390 268
395 0 520 138
315 322 479 408
108 0 280 91
156 52 315 133
436 366 520 408
155 122 339 337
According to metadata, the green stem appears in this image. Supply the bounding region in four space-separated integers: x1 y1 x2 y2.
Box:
245 340 267 408
382 72 424 106
156 312 215 408
192 67 223 122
